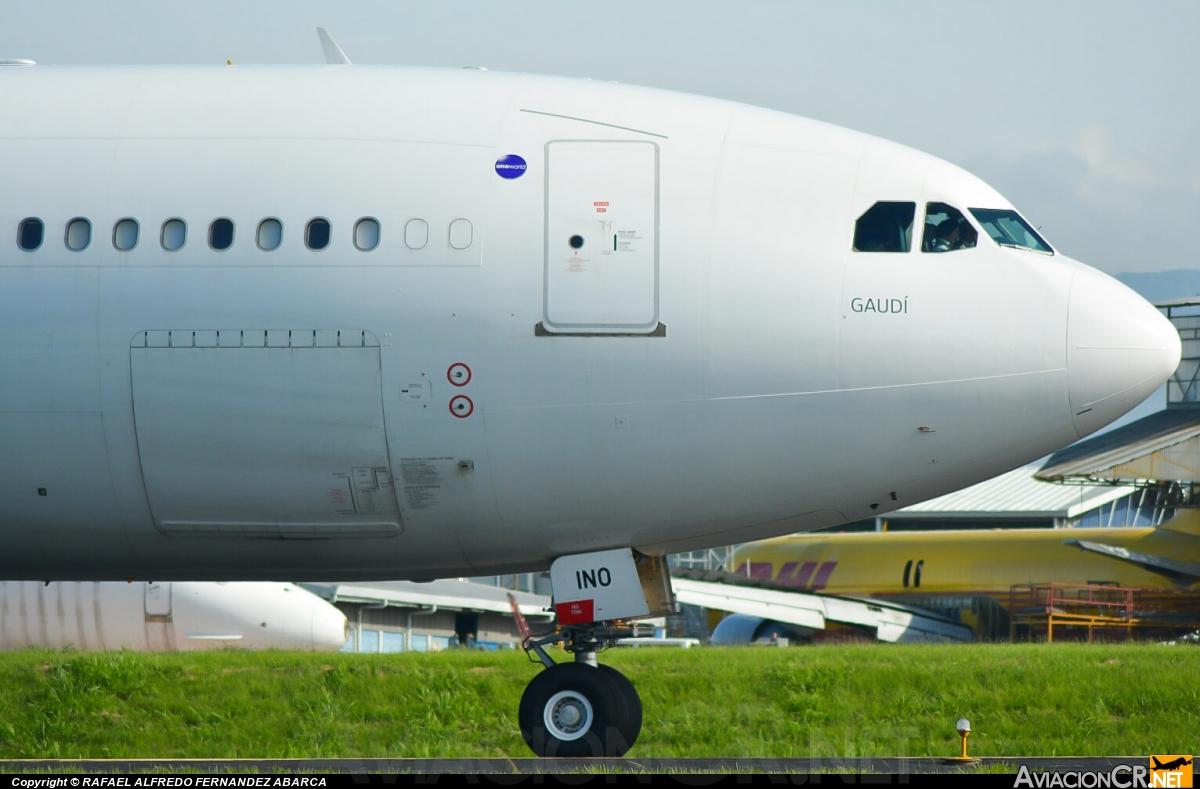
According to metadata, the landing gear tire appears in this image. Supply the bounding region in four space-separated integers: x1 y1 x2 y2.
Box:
519 662 638 757
598 664 642 748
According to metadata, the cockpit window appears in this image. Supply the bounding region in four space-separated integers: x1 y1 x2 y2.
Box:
922 203 977 253
968 208 1053 254
853 201 915 253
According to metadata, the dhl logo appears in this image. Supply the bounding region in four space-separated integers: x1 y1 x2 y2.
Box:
735 561 838 590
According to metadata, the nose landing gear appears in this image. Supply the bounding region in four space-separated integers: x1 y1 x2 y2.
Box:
516 623 644 757
507 548 673 758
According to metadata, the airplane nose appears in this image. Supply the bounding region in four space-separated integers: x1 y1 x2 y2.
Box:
311 598 351 651
1067 265 1181 438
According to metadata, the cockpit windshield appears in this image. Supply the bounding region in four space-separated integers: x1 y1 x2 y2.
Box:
968 208 1053 254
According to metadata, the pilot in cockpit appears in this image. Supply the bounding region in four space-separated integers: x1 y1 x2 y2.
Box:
930 218 964 252
923 203 979 253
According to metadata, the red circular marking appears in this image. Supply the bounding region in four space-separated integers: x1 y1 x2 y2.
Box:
449 395 474 418
447 362 472 387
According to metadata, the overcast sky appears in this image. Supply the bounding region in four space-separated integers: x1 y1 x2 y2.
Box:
3 0 1197 275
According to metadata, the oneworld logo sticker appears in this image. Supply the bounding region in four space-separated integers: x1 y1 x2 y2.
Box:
495 154 527 179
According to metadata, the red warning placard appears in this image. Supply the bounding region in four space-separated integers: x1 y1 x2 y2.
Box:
556 599 595 625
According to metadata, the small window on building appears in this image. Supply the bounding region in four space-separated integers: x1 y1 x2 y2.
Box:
354 218 380 251
17 218 43 251
65 218 91 251
449 218 473 250
381 631 405 653
359 628 380 653
113 218 139 251
853 201 915 252
257 218 282 251
209 218 234 251
160 218 186 251
922 203 977 253
405 218 429 250
305 218 330 250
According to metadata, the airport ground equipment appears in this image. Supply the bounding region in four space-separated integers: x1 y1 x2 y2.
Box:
1008 582 1200 642
0 581 348 651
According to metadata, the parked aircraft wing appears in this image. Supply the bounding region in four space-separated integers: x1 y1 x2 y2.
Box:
671 577 972 642
672 577 826 630
1066 539 1200 581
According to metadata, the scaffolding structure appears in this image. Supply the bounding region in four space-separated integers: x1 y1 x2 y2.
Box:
1009 582 1199 642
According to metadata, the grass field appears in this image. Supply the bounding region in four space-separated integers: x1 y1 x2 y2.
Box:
0 643 1195 759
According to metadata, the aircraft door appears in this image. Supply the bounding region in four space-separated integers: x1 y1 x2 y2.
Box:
129 330 402 539
144 582 171 618
542 140 660 334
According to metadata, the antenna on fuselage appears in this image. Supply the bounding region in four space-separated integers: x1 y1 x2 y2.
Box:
317 28 351 65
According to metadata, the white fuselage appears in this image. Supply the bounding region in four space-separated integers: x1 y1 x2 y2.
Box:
0 65 1179 580
0 581 348 651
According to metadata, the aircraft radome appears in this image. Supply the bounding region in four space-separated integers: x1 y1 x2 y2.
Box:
0 30 1180 755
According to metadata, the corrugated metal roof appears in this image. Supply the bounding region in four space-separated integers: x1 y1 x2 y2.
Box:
301 580 554 618
1035 408 1200 483
889 465 1134 519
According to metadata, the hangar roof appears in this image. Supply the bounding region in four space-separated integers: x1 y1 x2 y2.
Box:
888 465 1134 520
1035 408 1200 485
302 579 554 619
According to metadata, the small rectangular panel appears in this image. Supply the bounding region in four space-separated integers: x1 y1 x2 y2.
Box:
290 330 314 348
266 330 289 348
218 330 243 348
399 380 431 404
549 548 649 623
315 330 338 348
194 330 218 348
544 141 659 333
144 582 172 617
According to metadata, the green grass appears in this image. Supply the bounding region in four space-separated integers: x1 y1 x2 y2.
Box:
0 643 1194 759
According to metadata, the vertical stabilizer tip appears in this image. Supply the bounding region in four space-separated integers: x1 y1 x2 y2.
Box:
317 28 352 65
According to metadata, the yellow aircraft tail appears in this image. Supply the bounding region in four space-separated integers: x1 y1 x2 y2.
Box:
1160 508 1200 537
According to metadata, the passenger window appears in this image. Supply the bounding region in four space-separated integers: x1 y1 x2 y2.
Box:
902 559 912 588
353 218 379 251
160 218 186 251
449 218 473 250
914 559 924 588
113 218 139 251
853 201 915 252
921 203 978 253
306 218 330 250
209 218 234 251
65 218 91 251
18 218 44 251
404 218 429 250
257 218 282 251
